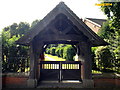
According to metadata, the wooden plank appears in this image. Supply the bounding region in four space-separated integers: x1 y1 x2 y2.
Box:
40 61 60 64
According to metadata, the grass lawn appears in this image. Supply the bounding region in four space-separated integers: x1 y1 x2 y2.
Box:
45 54 66 61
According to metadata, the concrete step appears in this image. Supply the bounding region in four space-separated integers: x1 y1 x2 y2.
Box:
37 81 83 88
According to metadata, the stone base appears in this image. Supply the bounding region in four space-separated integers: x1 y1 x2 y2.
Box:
82 79 94 88
27 79 37 88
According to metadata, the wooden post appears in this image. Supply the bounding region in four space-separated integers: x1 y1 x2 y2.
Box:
27 39 44 88
78 41 92 79
27 44 37 88
78 41 94 87
37 45 44 80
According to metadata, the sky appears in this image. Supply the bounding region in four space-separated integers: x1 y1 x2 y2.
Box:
0 0 107 31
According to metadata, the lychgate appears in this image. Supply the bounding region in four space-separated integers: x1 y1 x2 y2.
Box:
16 2 108 88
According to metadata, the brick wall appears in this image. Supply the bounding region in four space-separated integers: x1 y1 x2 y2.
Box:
2 73 29 88
94 78 120 88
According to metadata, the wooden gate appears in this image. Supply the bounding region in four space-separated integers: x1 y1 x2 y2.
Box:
40 61 81 82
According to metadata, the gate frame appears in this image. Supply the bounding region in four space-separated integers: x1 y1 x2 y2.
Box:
39 61 82 82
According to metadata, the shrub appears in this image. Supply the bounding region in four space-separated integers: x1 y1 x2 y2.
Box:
59 47 64 58
50 47 56 55
63 45 76 61
55 47 60 57
91 47 98 70
45 48 50 54
95 46 113 70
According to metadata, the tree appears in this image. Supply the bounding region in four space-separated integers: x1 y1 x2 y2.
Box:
91 47 98 70
2 22 30 72
96 2 120 73
18 22 30 36
31 19 40 28
98 2 120 60
9 23 18 37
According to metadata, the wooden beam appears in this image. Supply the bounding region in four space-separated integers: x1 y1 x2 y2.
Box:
43 40 79 45
38 34 86 42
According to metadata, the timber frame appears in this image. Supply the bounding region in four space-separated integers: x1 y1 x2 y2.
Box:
16 2 108 88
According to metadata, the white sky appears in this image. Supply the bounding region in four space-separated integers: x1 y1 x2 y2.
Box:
0 0 107 31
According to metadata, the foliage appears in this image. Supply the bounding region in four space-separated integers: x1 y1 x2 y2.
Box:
46 44 76 61
55 44 64 57
59 47 64 58
63 45 76 61
45 48 50 54
2 20 39 72
91 47 98 70
50 47 56 55
95 46 113 70
97 21 111 39
94 2 120 73
31 19 40 28
99 2 120 60
55 48 60 57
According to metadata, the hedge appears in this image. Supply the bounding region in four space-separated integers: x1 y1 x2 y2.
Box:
50 47 56 55
55 47 60 57
63 45 76 61
45 44 76 61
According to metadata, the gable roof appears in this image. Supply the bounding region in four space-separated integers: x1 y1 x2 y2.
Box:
85 18 107 27
16 2 108 46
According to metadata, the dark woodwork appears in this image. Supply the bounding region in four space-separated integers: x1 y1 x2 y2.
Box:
40 61 81 82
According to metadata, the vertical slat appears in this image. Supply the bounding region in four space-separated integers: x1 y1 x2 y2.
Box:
63 64 65 69
51 64 52 69
49 64 50 69
47 64 48 69
69 64 71 69
55 64 57 69
54 64 56 69
55 64 56 69
54 64 55 69
48 64 50 69
65 64 66 69
59 62 61 82
48 64 49 69
72 64 73 69
68 64 70 69
67 64 68 69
